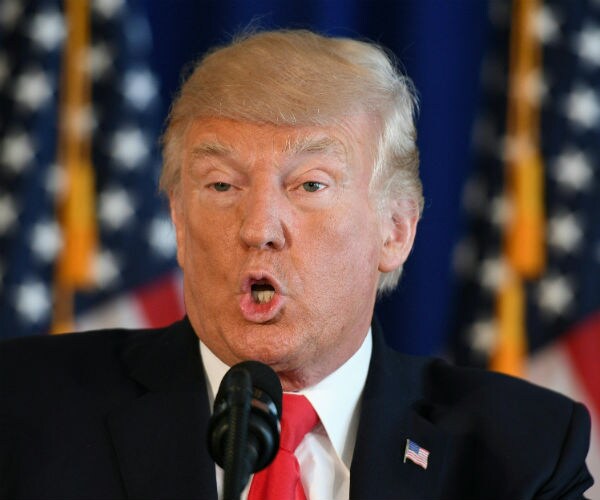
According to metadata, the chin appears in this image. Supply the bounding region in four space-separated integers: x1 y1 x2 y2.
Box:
236 340 302 370
237 346 293 367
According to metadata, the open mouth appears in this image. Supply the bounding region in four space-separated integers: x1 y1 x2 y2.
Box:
239 273 284 322
251 281 275 304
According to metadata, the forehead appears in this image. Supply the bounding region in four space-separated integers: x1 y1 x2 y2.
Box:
183 116 376 167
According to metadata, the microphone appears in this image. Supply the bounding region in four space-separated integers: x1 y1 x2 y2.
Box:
207 361 282 500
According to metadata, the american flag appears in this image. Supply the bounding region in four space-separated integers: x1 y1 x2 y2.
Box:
0 0 183 340
404 439 429 470
451 1 600 496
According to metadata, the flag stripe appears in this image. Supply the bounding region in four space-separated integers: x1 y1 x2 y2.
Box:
528 340 600 500
564 312 600 420
76 294 146 331
134 272 184 328
404 439 429 469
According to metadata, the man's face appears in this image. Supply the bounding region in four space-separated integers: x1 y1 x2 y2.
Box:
171 115 413 389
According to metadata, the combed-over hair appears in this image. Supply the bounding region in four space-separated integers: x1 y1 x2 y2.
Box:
160 29 423 293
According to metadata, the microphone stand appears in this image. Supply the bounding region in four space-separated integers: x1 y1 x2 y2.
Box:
222 367 252 500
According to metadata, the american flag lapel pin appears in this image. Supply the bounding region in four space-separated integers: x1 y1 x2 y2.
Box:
404 439 429 470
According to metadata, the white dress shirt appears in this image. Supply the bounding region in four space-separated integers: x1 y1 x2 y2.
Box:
200 329 372 500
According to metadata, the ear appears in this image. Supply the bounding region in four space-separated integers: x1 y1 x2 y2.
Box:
378 199 419 273
169 191 186 268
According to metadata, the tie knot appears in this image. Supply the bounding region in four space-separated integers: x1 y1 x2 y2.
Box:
280 394 319 452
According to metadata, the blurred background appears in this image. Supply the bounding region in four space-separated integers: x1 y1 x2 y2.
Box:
0 0 598 493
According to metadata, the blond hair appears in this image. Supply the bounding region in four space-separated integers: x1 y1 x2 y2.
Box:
160 29 423 292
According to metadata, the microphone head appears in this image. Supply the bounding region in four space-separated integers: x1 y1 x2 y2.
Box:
232 360 282 416
208 360 283 472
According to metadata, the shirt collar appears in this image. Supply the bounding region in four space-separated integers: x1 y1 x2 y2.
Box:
199 329 372 468
297 330 372 467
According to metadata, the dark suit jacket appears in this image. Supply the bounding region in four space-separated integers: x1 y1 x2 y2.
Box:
0 317 593 499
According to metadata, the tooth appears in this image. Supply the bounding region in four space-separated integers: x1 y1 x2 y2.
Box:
252 290 275 304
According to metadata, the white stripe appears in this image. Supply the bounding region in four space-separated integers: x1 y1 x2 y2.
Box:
75 293 148 331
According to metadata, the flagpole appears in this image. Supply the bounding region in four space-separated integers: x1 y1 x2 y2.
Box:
52 0 97 334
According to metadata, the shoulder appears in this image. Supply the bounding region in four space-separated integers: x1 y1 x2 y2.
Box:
387 345 594 496
0 324 170 393
381 350 591 437
371 329 588 431
420 357 586 427
0 326 155 357
423 356 566 400
391 352 593 497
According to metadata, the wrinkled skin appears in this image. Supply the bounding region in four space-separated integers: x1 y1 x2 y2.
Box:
170 115 417 390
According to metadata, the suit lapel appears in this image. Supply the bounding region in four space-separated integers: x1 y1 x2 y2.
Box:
350 322 450 500
106 318 218 499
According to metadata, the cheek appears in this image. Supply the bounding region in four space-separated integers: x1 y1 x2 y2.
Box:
311 206 381 283
180 211 240 287
178 181 237 249
339 203 380 251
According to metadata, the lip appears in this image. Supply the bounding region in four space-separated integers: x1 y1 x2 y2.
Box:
239 271 286 323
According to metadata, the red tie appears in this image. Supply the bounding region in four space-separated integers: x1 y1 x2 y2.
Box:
248 394 319 500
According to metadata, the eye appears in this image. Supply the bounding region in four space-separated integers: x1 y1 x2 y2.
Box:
301 181 326 193
211 182 232 192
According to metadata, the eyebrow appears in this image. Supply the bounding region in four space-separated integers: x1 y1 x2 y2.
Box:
189 135 348 164
190 141 234 160
283 135 348 163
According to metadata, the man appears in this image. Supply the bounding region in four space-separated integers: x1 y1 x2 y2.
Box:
0 30 593 499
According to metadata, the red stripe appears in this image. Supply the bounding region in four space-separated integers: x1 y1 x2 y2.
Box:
134 272 185 328
563 311 600 419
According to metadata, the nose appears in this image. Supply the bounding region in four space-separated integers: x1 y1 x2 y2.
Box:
239 185 287 250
